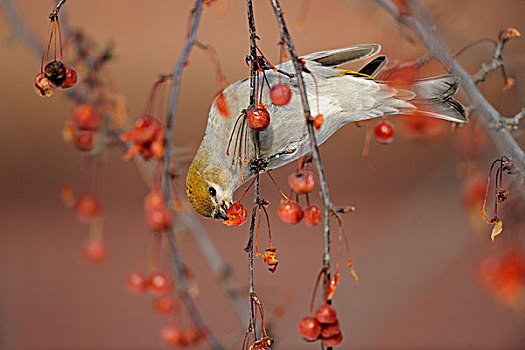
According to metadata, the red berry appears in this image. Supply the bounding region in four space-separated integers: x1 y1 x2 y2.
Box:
74 195 101 223
148 273 173 295
303 205 322 226
246 108 271 131
224 202 248 226
146 207 172 231
82 238 107 263
374 120 395 144
60 182 75 207
278 201 303 224
181 326 202 345
322 331 342 347
215 91 230 118
59 66 78 89
34 72 56 97
154 295 177 314
321 319 340 338
269 84 292 106
313 114 324 130
44 60 66 85
288 170 316 194
144 189 165 211
73 104 102 131
315 303 337 324
161 325 185 346
299 316 321 342
74 130 94 151
126 272 147 294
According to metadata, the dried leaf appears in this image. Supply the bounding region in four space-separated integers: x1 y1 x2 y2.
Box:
491 220 503 243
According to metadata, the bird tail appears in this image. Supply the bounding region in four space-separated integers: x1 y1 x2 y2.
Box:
405 75 468 124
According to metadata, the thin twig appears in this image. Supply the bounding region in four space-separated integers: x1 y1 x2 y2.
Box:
49 0 67 18
471 30 517 85
1 0 41 54
268 0 333 293
246 0 261 343
375 0 525 192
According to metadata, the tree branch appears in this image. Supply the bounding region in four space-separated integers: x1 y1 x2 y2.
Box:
245 0 261 342
268 0 333 290
375 0 525 190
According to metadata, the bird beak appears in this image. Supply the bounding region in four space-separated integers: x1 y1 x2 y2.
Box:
214 201 230 221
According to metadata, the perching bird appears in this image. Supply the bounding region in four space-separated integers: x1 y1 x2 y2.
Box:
186 44 467 220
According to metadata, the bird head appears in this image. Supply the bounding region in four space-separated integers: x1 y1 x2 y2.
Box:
186 149 233 220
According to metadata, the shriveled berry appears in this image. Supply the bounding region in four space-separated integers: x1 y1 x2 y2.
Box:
34 73 56 97
44 60 66 85
288 170 315 194
59 66 78 89
148 273 173 295
224 202 248 226
303 205 322 226
247 108 271 131
126 272 147 294
374 120 394 144
82 238 107 263
146 207 172 231
299 316 321 342
161 325 185 346
322 331 342 347
269 84 292 106
74 130 94 151
278 201 303 224
315 303 337 324
74 195 101 223
154 295 177 314
73 104 102 131
321 319 340 338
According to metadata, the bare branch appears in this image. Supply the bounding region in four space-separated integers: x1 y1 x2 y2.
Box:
472 29 521 85
268 0 333 293
245 0 261 342
0 0 42 55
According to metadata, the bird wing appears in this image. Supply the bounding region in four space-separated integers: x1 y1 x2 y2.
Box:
301 44 381 67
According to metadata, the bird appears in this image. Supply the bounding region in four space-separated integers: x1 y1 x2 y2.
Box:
186 44 467 220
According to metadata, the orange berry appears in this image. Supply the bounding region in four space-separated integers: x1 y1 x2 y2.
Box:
247 108 271 131
278 201 303 224
269 84 292 106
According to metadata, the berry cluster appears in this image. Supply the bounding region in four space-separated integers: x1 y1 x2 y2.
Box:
62 104 103 152
299 303 342 347
278 169 321 226
121 116 165 160
144 189 172 231
60 183 107 264
35 14 77 97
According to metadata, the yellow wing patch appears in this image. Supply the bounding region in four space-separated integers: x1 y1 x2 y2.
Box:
335 69 373 79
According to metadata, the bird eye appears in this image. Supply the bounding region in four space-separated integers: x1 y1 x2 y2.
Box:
208 187 217 196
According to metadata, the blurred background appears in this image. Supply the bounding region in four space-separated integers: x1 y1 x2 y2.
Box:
1 0 525 349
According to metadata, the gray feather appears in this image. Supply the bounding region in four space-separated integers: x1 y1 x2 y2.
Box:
302 44 381 67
